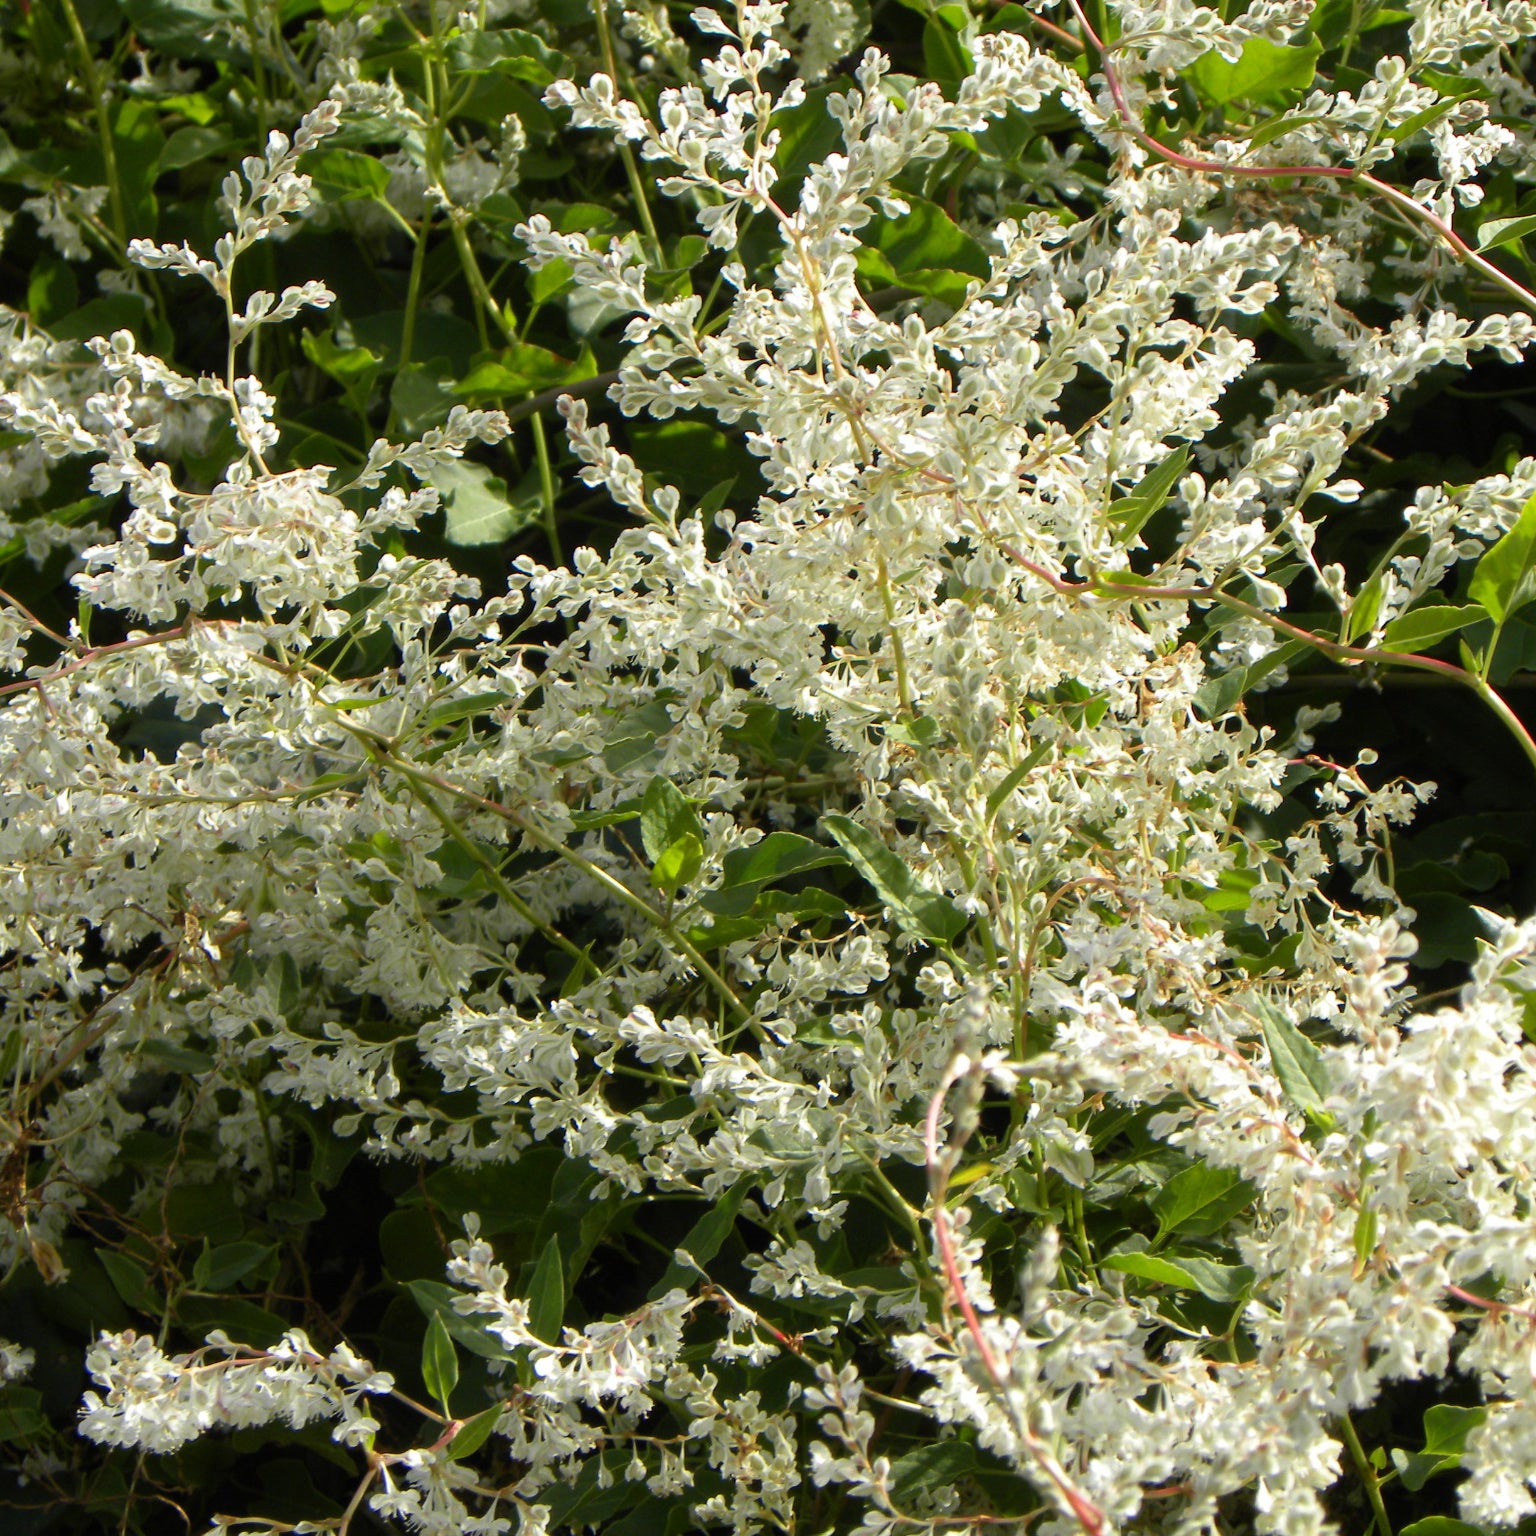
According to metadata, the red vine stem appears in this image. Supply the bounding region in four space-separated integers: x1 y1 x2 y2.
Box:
1059 0 1536 315
924 1058 1106 1536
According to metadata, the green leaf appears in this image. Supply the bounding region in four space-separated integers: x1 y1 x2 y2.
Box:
1476 214 1536 251
821 815 967 944
890 1440 979 1501
0 1387 47 1444
99 1249 159 1314
1469 492 1536 624
28 259 77 329
140 1037 216 1073
1390 99 1468 144
526 1240 566 1345
1257 1001 1334 1125
649 1183 748 1298
301 329 382 387
1107 446 1190 544
161 124 232 172
429 459 539 547
1188 36 1321 106
885 715 946 747
1393 1406 1489 1492
447 26 567 85
1423 1403 1486 1456
1101 1250 1254 1302
1242 112 1328 149
1353 1204 1378 1267
640 776 705 864
1151 1164 1256 1241
421 1312 460 1409
303 146 391 202
651 833 704 894
456 342 595 400
1380 604 1488 652
409 1280 508 1359
420 691 516 732
923 15 974 96
122 0 249 59
861 194 990 282
447 1404 503 1461
699 833 848 917
192 1240 272 1292
1344 570 1386 645
601 698 676 774
1398 1521 1488 1536
985 741 1053 825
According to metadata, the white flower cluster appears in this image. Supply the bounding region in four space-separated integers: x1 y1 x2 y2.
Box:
78 1328 393 1454
1 2 1534 1534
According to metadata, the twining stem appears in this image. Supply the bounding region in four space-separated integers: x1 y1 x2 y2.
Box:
980 524 1536 780
924 1056 1106 1536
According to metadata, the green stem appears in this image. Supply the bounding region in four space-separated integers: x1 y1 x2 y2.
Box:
591 0 663 263
58 0 126 248
388 209 435 437
1339 1412 1393 1536
529 409 564 565
347 730 759 1038
386 762 591 972
874 551 913 716
240 0 271 137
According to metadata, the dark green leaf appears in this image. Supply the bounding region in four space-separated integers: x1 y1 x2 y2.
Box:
650 1184 747 1299
421 1312 460 1409
1188 37 1321 105
99 1250 159 1314
1469 492 1536 624
1380 604 1488 652
1151 1164 1256 1240
1256 1002 1333 1125
0 1387 47 1444
447 1404 503 1461
640 776 705 864
822 815 967 944
890 1440 979 1501
408 1280 509 1359
526 1241 565 1344
192 1240 273 1292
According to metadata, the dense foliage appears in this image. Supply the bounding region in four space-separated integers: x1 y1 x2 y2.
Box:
8 2 1536 1535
